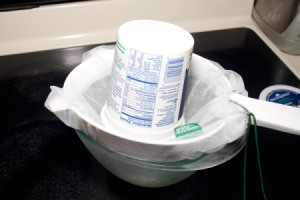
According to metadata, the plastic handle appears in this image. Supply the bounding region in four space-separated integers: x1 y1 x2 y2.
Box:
230 93 300 136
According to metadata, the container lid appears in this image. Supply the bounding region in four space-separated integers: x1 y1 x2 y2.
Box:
259 85 300 107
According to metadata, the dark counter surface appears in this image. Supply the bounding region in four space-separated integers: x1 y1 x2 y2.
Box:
0 28 299 200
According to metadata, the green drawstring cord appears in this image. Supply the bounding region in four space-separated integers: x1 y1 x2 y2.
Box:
244 112 268 200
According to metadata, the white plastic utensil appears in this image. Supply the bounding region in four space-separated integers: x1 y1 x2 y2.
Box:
230 93 300 135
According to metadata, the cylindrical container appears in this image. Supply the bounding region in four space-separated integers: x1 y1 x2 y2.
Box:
102 20 194 140
259 85 300 107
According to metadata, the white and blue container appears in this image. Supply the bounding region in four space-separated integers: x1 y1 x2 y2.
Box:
101 20 194 139
259 85 300 107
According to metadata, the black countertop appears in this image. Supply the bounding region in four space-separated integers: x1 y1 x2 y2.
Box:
0 28 299 200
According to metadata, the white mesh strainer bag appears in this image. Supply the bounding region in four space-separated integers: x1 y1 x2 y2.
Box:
45 45 248 162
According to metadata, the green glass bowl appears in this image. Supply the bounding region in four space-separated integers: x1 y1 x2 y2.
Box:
75 130 245 187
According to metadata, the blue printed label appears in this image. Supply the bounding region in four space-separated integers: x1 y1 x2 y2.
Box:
108 41 190 129
266 89 300 107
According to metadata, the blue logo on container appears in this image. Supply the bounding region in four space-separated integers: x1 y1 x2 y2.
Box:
266 89 300 107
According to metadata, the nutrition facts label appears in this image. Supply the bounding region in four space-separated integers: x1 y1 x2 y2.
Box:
108 44 186 129
155 57 184 127
120 49 163 127
105 20 194 132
